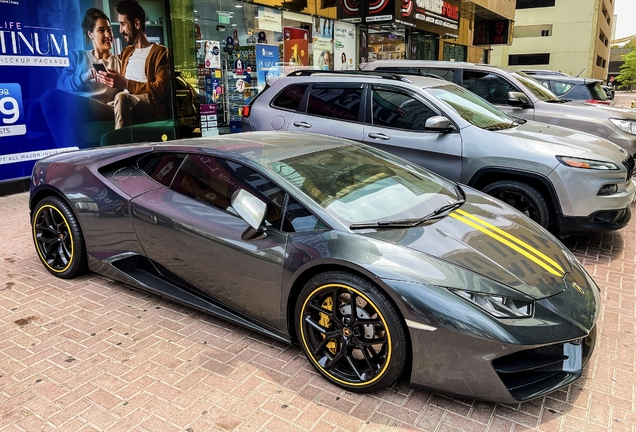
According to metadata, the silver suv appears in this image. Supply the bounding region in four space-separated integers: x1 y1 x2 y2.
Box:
360 60 636 155
242 71 636 237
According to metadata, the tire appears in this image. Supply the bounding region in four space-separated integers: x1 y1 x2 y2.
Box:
295 271 408 393
482 180 550 228
32 196 88 279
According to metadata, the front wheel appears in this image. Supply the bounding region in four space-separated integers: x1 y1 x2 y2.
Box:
482 180 550 228
32 196 88 278
295 271 408 393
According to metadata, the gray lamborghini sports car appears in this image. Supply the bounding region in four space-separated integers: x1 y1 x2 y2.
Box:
29 132 599 403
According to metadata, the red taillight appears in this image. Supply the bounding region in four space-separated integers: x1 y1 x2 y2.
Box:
586 100 611 105
241 106 251 117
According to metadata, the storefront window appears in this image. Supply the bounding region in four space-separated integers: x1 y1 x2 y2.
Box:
366 26 406 62
443 42 466 62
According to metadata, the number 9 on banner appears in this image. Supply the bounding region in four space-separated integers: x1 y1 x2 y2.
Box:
0 84 26 137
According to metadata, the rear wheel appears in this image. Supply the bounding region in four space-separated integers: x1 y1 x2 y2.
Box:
482 180 550 228
32 196 88 278
296 271 408 392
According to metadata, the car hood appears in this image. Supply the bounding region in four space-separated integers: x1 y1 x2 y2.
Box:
564 100 636 118
495 120 626 160
365 188 575 299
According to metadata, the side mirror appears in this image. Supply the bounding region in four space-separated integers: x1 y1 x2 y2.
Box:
507 91 531 107
425 116 454 132
230 189 267 240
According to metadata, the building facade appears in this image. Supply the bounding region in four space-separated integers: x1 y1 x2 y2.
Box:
490 0 613 79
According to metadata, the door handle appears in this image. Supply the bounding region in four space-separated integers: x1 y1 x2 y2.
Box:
293 121 312 128
368 132 390 140
133 208 157 224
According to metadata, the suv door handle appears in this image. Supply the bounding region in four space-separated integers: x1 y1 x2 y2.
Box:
368 132 390 140
293 121 312 128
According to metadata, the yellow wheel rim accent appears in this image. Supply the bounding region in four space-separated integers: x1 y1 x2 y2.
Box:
33 204 74 273
299 283 392 387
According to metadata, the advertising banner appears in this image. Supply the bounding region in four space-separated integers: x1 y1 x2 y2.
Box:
337 0 395 24
283 27 309 68
334 22 356 71
255 44 280 92
203 40 221 69
0 0 175 182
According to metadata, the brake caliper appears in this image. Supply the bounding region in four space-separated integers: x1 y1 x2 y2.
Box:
319 296 338 355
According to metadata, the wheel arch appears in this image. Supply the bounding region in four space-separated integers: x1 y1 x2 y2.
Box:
30 186 75 215
467 168 562 216
285 260 412 351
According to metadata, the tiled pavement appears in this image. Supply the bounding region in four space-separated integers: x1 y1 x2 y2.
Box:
1 191 635 432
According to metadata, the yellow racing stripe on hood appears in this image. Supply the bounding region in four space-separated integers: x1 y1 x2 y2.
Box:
450 210 565 277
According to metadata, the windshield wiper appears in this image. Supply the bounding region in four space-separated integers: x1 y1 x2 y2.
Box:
350 198 466 230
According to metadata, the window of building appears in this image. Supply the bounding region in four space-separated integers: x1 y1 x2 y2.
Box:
508 53 550 66
541 29 550 37
516 0 556 9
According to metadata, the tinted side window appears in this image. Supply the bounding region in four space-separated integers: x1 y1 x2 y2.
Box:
272 84 308 111
282 196 326 232
563 84 591 100
137 153 185 187
413 68 455 82
171 155 285 228
307 85 363 121
462 71 519 104
551 81 574 97
372 88 436 131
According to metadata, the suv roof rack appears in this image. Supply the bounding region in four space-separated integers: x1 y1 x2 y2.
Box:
285 69 444 82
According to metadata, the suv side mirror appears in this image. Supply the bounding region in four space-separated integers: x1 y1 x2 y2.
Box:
231 189 267 241
425 116 454 132
508 91 531 107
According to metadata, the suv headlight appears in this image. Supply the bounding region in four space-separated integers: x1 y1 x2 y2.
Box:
556 156 619 170
610 118 636 136
450 289 534 318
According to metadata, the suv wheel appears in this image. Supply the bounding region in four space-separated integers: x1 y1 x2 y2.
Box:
482 180 550 228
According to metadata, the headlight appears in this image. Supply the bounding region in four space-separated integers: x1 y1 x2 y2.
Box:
610 118 636 135
451 289 534 318
556 156 619 170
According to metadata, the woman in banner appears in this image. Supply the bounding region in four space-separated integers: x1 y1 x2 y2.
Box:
40 8 121 148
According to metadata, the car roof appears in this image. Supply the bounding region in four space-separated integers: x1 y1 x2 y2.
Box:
277 70 450 89
360 60 531 76
531 75 602 84
152 131 357 165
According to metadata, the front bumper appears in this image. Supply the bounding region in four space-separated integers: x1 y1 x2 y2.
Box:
557 205 632 237
407 324 596 403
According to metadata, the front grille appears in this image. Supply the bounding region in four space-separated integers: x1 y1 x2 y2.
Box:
623 154 635 182
492 326 596 401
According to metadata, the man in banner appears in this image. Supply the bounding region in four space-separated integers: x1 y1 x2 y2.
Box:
97 0 170 129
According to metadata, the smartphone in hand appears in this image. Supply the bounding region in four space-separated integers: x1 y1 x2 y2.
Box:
93 63 108 73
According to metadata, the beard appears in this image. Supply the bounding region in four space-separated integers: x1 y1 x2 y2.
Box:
125 27 138 46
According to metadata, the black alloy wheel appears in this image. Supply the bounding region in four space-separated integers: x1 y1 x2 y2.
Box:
32 196 88 278
482 180 550 228
296 271 407 392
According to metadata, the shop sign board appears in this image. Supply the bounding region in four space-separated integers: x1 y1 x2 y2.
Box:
0 0 176 183
200 103 219 137
473 19 512 46
396 0 460 32
334 22 356 71
337 0 394 24
283 27 309 67
258 6 282 32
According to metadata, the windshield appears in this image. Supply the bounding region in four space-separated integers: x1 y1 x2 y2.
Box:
268 145 459 225
511 72 560 101
427 85 515 130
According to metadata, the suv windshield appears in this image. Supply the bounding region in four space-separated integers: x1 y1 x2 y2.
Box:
427 85 515 130
267 145 460 225
511 72 560 102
